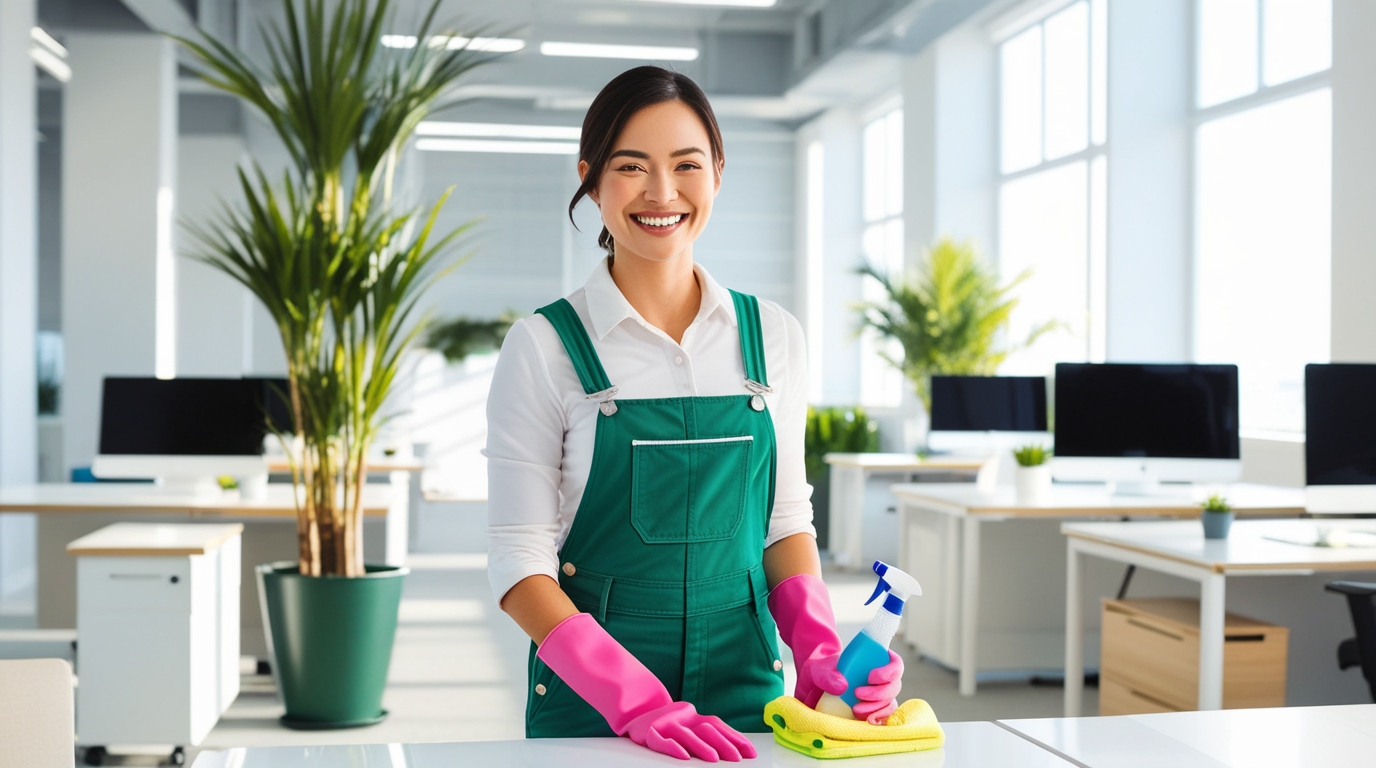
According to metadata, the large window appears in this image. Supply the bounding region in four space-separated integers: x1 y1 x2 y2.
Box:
997 0 1108 375
1194 0 1331 434
859 107 905 408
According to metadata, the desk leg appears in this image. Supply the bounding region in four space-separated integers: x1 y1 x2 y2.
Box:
959 516 981 696
1198 573 1227 710
1064 539 1084 717
827 465 845 566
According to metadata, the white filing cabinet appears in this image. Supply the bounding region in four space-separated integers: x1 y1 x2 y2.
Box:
68 523 242 752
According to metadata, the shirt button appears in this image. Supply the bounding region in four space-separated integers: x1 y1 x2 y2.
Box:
773 659 783 671
683 383 691 390
562 562 576 576
535 684 547 696
675 356 684 365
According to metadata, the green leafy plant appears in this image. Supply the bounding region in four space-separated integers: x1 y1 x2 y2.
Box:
425 313 517 364
856 237 1059 410
1202 494 1232 513
804 406 880 483
173 0 494 577
1013 444 1051 467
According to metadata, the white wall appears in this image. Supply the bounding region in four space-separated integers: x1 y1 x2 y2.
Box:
1330 0 1376 364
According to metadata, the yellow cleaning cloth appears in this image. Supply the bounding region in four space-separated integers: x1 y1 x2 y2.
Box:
763 696 945 759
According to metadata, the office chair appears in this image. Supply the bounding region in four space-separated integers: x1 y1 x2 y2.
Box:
1325 580 1376 702
0 658 75 768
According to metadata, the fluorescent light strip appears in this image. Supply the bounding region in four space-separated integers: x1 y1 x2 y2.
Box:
416 138 580 155
627 0 777 6
417 121 581 140
30 47 71 83
381 35 525 53
30 27 68 58
539 41 699 61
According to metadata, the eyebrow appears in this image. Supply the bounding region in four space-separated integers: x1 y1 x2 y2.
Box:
608 147 707 161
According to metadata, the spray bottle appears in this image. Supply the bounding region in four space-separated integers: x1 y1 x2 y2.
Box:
815 560 922 720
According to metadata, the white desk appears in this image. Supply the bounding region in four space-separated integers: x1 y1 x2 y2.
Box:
189 722 1076 768
823 453 982 569
1063 519 1376 716
0 483 398 658
1002 704 1376 768
893 483 1305 696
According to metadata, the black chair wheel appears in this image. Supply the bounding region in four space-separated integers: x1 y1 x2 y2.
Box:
83 746 107 766
170 746 186 766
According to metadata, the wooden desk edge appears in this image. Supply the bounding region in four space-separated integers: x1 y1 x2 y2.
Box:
66 523 246 557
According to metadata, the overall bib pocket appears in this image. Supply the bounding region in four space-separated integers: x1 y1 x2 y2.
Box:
631 436 752 544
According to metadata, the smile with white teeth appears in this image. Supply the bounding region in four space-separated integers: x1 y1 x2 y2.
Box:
633 214 684 227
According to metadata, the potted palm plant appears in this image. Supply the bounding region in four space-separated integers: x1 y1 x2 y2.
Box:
856 237 1058 423
174 0 490 728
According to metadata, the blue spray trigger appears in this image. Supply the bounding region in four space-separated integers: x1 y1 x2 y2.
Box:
865 560 893 605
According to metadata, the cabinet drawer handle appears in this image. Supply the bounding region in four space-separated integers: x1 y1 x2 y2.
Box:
1127 618 1183 641
1129 687 1180 711
109 574 179 584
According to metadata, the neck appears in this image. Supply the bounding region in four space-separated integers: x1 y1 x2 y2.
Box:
608 251 701 344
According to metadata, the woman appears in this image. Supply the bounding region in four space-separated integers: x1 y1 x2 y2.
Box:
485 66 904 762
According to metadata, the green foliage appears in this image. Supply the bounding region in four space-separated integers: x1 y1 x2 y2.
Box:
804 406 880 483
1202 493 1232 513
856 237 1059 410
1012 444 1051 467
172 0 493 576
426 313 518 363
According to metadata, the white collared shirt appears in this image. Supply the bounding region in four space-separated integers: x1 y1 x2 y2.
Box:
485 257 816 602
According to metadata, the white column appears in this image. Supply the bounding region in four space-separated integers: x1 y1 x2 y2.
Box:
0 0 38 487
62 34 177 473
1331 0 1376 362
1104 0 1192 362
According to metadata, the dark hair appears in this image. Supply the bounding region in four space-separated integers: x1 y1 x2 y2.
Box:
569 66 725 254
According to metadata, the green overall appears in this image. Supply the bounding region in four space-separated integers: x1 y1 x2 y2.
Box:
525 290 785 738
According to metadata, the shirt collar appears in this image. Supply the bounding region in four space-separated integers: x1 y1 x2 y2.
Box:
583 256 738 340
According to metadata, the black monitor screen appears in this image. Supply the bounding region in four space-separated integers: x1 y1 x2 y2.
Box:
1054 363 1240 459
930 376 1047 432
99 377 279 456
1306 364 1376 485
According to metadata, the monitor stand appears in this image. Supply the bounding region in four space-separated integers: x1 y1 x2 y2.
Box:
1107 478 1161 497
157 475 224 498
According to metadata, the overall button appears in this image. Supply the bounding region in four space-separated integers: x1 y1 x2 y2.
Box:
535 684 547 696
562 562 576 576
772 659 783 672
599 401 617 417
750 394 765 411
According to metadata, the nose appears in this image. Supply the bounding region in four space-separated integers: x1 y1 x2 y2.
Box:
643 167 677 204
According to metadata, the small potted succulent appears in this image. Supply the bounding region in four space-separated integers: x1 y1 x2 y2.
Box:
1012 444 1052 505
1201 494 1234 539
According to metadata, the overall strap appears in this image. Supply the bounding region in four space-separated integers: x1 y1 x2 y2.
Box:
535 299 613 396
729 290 769 389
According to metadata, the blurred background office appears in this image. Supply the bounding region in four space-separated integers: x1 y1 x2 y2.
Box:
2 0 1376 761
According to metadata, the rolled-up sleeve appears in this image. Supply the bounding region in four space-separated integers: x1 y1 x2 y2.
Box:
764 306 817 547
484 318 567 603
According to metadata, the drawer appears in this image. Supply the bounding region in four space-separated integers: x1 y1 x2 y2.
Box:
1099 674 1182 716
77 556 192 613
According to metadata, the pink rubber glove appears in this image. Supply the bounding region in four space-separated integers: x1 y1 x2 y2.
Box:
537 612 758 762
768 574 904 724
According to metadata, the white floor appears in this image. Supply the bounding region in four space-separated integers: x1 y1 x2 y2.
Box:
82 500 1094 765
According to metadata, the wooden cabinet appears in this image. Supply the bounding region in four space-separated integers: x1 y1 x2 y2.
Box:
1099 598 1287 715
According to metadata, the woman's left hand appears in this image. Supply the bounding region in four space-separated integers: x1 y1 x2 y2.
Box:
851 650 903 724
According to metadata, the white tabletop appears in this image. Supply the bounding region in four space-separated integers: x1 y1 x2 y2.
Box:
0 483 392 517
892 482 1306 518
1062 519 1376 573
65 522 244 556
189 722 1076 768
1001 704 1376 768
824 452 985 471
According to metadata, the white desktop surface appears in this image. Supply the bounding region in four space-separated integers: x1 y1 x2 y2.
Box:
0 482 392 516
189 723 1076 768
891 482 1306 518
1001 704 1376 768
823 453 986 471
1062 519 1376 572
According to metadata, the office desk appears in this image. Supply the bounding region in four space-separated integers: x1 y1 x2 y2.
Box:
893 483 1305 696
0 483 397 658
1002 704 1376 768
188 722 1076 768
823 453 983 569
1062 519 1376 716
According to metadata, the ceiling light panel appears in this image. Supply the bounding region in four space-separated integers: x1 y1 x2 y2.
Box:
539 41 699 61
381 35 525 53
625 0 778 6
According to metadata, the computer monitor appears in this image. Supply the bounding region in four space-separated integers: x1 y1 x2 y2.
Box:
1305 363 1376 514
92 377 276 494
1052 363 1241 494
927 376 1051 453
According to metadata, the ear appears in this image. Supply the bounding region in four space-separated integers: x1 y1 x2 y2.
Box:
578 160 600 205
712 157 724 197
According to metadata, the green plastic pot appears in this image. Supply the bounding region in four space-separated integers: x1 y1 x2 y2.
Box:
256 561 408 729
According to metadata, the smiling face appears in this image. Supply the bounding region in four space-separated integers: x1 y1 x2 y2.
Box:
579 99 723 265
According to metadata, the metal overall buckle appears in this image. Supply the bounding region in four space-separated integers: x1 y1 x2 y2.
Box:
586 386 620 416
